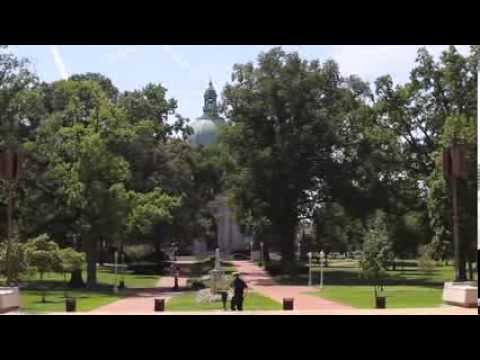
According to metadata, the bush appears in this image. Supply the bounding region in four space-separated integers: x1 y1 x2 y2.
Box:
417 245 437 273
418 255 436 273
265 261 308 276
123 245 154 262
0 240 30 284
127 261 166 275
359 211 392 297
187 276 210 290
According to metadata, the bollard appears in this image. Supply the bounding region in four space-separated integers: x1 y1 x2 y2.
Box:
283 297 294 310
66 298 76 312
375 296 386 309
154 298 165 312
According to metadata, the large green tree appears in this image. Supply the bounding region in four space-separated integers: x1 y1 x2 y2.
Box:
21 79 180 287
221 48 356 265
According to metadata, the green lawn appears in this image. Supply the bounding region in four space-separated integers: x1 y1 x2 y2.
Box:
272 259 476 309
310 285 444 308
2 267 161 313
166 291 281 311
20 290 123 313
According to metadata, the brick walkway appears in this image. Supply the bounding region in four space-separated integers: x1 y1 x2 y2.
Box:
89 276 188 314
231 260 354 310
50 307 477 315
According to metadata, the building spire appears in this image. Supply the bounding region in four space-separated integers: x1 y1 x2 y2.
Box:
203 78 218 118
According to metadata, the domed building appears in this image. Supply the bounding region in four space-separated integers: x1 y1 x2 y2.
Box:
189 81 225 147
189 81 251 257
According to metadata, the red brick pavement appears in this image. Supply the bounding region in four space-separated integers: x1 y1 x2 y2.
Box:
90 276 188 314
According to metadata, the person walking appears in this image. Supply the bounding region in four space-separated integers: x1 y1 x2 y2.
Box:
230 272 248 311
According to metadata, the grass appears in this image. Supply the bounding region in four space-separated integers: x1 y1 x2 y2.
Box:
166 291 281 312
271 258 477 309
20 290 123 313
311 285 444 308
1 267 161 313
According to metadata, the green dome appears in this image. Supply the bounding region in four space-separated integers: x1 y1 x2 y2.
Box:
190 118 219 147
189 80 225 147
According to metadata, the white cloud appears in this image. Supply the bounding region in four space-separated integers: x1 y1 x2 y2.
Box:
105 45 139 64
161 45 191 71
326 45 472 86
49 45 69 80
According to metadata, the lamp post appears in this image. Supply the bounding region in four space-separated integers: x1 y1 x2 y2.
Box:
170 241 178 262
119 253 125 289
250 240 254 262
319 250 325 289
260 241 264 267
307 252 312 286
113 251 119 294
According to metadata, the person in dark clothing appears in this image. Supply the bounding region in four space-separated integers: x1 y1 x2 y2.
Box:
230 272 248 311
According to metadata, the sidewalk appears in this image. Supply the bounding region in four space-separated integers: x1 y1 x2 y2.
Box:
89 276 188 314
45 307 478 315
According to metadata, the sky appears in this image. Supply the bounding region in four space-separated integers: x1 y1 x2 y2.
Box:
7 45 472 122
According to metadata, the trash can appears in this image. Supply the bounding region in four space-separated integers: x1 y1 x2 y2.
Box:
154 298 165 312
66 298 76 312
375 296 386 309
283 298 294 310
119 280 125 289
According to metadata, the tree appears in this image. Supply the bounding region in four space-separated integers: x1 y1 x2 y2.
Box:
22 79 180 288
0 239 29 284
313 202 362 256
58 247 85 296
222 48 351 267
69 73 120 102
359 210 393 300
427 114 476 280
23 234 61 302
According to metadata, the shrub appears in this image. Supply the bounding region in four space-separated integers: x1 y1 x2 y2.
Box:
123 244 155 263
23 234 62 303
265 260 308 276
127 261 166 275
417 245 437 273
0 240 30 284
23 234 61 281
359 211 392 298
189 279 208 290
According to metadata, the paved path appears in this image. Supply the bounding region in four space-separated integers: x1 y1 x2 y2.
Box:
89 276 188 314
231 260 354 310
47 307 477 315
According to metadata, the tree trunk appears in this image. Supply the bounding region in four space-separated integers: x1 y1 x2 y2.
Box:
263 243 271 263
278 221 296 270
69 269 86 288
458 256 467 281
40 272 46 303
85 238 98 288
99 238 105 266
467 259 473 281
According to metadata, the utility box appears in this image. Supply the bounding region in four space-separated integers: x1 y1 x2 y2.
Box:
442 282 478 307
0 287 22 313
